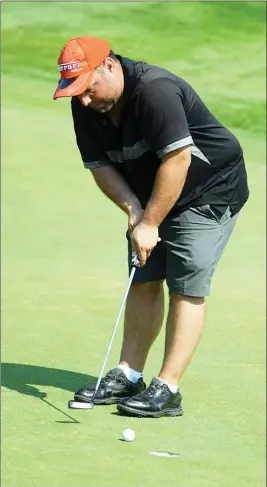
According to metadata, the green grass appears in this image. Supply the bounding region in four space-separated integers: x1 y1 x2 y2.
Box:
1 2 266 487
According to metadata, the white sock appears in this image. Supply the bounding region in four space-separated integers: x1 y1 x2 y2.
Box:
117 365 143 384
156 377 179 393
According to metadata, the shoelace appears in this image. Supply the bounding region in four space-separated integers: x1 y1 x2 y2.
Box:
135 382 169 400
82 371 127 392
101 371 128 386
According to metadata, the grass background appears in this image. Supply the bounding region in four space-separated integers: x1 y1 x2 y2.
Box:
1 2 266 487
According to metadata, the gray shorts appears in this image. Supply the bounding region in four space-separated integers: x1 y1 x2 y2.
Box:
127 205 238 297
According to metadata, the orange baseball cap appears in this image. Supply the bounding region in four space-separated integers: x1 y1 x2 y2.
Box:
53 36 111 100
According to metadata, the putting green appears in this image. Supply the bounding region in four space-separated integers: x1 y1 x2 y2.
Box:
2 3 266 487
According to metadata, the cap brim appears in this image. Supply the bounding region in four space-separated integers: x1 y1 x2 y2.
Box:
53 70 93 100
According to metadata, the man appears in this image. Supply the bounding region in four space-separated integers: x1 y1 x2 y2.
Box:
53 36 249 418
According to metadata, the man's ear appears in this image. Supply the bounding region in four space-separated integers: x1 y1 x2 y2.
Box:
104 57 115 73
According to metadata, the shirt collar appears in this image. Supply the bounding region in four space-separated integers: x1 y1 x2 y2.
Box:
117 55 138 108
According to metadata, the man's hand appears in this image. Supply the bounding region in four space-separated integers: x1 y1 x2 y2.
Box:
131 221 161 267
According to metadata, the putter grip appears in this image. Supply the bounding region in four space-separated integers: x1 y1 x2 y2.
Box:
131 253 141 268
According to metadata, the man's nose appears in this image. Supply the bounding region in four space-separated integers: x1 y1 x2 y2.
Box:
79 94 91 107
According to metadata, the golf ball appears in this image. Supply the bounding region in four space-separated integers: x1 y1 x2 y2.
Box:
122 428 135 442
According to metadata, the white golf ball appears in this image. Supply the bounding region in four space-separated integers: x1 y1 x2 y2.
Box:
122 428 135 442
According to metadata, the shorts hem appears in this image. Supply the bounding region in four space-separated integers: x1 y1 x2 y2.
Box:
131 275 166 284
168 287 210 297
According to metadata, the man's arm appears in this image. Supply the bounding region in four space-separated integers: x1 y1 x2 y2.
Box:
71 99 143 233
142 146 191 226
130 79 193 265
91 165 143 231
131 146 191 266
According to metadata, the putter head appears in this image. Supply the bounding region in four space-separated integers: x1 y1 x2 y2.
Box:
68 400 94 410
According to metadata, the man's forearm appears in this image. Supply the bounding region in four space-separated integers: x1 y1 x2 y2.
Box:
142 147 191 226
91 165 141 215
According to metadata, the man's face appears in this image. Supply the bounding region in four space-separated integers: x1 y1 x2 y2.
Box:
77 58 123 113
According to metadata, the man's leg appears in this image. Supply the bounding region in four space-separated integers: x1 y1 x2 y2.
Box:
73 242 166 405
158 294 205 384
119 280 165 372
117 291 205 417
117 205 239 417
158 206 238 386
73 280 164 405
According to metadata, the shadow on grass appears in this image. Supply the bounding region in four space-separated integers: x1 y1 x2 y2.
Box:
1 362 97 399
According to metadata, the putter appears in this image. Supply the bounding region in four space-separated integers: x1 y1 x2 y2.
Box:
68 254 140 410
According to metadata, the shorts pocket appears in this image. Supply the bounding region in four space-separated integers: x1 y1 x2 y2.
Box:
189 205 231 224
189 204 219 222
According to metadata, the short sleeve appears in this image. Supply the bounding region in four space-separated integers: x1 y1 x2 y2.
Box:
71 98 111 169
135 78 193 158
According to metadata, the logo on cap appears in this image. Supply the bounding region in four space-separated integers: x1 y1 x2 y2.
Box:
59 62 81 73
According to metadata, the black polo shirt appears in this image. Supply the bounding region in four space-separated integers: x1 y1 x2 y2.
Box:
71 56 249 216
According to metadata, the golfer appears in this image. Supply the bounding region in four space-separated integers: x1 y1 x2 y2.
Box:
53 36 249 417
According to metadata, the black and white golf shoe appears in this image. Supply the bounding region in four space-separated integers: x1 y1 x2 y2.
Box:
73 368 146 405
117 377 183 417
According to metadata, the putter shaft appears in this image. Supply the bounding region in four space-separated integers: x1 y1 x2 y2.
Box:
91 265 137 403
69 264 138 410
